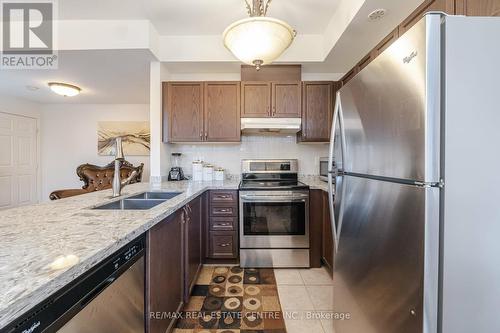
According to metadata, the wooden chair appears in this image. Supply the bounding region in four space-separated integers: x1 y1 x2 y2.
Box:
49 160 143 200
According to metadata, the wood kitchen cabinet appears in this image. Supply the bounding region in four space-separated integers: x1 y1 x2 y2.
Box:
322 191 334 276
241 81 271 117
147 210 184 333
204 82 241 142
455 0 500 15
184 195 202 302
164 82 204 142
164 81 241 142
272 82 302 118
206 190 239 260
309 189 324 268
241 81 301 118
298 81 341 143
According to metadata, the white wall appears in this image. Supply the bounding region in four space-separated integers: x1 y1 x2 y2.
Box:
40 104 150 200
0 94 40 118
170 136 328 176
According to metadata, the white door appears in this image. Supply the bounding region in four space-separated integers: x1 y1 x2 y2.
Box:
0 112 38 209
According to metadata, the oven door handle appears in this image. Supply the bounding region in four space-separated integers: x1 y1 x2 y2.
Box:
240 196 308 202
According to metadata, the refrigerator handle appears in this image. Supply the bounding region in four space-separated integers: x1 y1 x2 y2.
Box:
327 91 343 252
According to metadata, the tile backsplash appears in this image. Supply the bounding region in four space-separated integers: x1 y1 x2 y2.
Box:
169 135 328 176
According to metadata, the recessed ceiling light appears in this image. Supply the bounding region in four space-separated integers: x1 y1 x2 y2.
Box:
368 9 387 21
26 85 39 91
48 82 81 97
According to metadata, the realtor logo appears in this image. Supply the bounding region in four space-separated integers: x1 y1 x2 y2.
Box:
1 0 58 69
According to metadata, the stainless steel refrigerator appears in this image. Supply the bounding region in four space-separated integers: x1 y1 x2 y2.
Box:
327 13 500 333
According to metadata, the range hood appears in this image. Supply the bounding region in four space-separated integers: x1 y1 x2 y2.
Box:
241 118 302 135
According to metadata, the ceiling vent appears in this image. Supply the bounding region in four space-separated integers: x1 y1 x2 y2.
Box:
368 9 387 21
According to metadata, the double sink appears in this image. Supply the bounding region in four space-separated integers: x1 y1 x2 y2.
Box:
93 192 182 210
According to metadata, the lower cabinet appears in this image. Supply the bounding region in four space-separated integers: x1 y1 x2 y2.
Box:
147 195 203 333
146 209 184 333
184 195 202 302
309 189 334 274
206 190 239 260
322 191 334 275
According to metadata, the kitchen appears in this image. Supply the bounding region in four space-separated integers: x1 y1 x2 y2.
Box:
1 1 500 333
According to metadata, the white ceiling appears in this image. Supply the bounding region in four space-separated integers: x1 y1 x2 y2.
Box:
0 0 427 104
58 0 342 35
0 50 153 104
303 0 423 72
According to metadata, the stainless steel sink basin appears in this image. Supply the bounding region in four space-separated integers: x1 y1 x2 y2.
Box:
127 191 182 200
93 199 166 210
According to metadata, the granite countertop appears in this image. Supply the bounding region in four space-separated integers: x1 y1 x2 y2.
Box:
300 175 329 192
0 180 239 329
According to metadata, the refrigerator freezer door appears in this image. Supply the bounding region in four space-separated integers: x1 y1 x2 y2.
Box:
333 175 439 333
339 15 441 183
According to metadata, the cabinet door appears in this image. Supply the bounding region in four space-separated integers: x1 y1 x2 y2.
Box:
456 0 500 15
300 82 335 142
322 191 334 275
272 81 301 118
241 82 271 117
147 211 183 333
309 189 324 268
184 196 202 301
165 82 203 142
204 82 241 142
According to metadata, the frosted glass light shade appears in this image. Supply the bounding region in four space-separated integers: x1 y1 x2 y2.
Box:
48 82 81 97
223 17 295 66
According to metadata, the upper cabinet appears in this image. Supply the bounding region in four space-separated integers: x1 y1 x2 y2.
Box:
164 82 204 142
298 81 341 143
164 81 241 143
204 82 241 142
241 81 301 118
241 82 271 117
272 82 302 118
399 0 455 35
455 0 500 15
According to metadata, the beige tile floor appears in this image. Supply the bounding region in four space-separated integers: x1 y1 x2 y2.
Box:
274 266 335 333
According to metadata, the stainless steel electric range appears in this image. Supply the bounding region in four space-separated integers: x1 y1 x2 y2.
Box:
239 159 310 268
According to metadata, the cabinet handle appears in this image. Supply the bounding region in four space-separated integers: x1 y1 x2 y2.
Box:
267 106 270 116
217 195 230 199
218 209 229 212
199 131 203 139
218 243 230 247
216 223 231 226
272 106 276 116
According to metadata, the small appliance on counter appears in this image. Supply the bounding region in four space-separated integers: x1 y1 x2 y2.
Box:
202 164 214 181
168 153 185 181
319 157 335 182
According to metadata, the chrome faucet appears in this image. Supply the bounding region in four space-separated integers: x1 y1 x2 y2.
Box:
112 137 138 198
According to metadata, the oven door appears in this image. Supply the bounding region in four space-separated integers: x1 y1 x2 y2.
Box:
239 191 310 248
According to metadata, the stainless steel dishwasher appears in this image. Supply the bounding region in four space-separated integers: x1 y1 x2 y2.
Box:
3 236 145 333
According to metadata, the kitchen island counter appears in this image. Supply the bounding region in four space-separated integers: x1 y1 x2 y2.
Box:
0 180 239 329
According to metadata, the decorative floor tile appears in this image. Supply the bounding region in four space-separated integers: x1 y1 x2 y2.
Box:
177 266 286 332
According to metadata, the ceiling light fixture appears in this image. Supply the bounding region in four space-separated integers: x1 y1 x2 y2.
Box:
223 0 296 70
48 82 81 97
368 9 387 21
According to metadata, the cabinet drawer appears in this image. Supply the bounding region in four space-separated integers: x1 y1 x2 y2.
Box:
210 191 237 205
209 231 238 259
210 205 237 217
210 217 237 231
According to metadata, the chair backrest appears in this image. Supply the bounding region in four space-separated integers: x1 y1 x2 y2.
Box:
77 160 143 192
